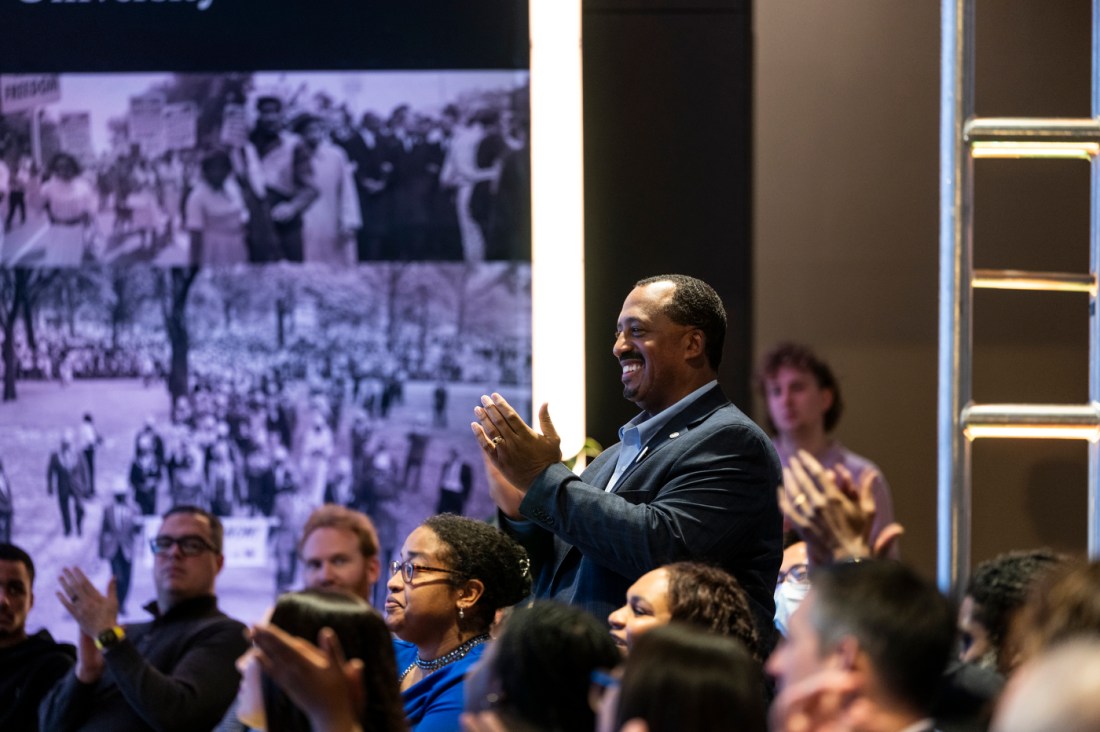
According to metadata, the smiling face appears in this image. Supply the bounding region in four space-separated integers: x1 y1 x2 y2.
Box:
608 568 672 655
0 559 32 648
384 526 462 647
764 365 833 439
153 512 223 612
613 281 704 415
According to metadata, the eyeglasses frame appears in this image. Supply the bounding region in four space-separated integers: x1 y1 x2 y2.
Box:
150 534 219 557
389 559 462 584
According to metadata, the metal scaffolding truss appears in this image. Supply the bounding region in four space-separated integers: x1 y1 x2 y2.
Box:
938 0 1100 593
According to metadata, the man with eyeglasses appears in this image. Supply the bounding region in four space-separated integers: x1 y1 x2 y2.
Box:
41 505 248 731
774 533 810 638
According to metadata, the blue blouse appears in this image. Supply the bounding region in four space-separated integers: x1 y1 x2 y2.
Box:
394 638 487 732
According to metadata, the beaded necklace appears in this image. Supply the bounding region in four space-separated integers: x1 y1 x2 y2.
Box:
399 633 490 682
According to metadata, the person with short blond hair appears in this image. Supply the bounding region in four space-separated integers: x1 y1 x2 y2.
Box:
299 504 381 603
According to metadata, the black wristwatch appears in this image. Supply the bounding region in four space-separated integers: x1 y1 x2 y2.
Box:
94 625 126 651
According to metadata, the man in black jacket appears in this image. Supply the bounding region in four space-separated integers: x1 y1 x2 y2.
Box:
41 506 247 731
0 542 75 732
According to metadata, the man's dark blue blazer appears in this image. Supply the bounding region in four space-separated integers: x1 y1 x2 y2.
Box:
505 384 783 635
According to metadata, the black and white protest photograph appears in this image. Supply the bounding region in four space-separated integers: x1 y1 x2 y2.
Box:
0 70 531 267
0 260 532 636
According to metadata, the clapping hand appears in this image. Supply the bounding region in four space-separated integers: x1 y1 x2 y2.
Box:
471 394 562 491
778 450 903 567
250 623 364 732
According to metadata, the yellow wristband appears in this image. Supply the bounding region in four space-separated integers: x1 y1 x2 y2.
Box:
94 625 126 651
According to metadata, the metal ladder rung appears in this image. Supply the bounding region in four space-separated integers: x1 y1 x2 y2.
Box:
939 0 1100 595
962 403 1100 440
965 117 1100 159
973 269 1096 293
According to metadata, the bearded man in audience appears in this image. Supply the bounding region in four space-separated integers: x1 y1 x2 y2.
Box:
298 503 381 603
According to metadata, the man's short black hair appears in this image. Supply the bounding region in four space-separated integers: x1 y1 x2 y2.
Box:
966 549 1064 651
811 560 956 714
634 274 727 369
0 543 35 585
162 505 224 553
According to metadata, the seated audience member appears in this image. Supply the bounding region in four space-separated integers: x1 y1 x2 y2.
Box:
767 560 955 732
386 513 530 732
1015 559 1100 665
774 531 810 638
299 504 382 603
991 637 1100 732
960 549 1065 675
608 561 760 661
236 590 405 732
41 505 249 731
0 543 75 731
462 601 620 732
602 623 767 732
779 453 998 732
759 341 899 553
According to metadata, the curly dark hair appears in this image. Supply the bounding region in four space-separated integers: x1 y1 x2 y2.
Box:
634 274 726 369
421 514 531 632
755 341 844 433
1017 557 1100 661
665 562 760 661
966 549 1065 653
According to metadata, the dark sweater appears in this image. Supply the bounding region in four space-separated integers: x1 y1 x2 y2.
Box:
39 595 247 732
0 629 75 731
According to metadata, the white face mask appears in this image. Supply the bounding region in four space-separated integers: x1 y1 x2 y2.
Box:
774 580 811 637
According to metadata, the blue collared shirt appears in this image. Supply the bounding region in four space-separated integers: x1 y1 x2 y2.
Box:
605 379 718 491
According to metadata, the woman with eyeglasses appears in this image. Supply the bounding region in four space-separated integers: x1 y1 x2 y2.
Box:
607 561 760 661
385 513 530 732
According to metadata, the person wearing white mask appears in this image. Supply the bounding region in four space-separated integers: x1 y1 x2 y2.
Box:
774 535 810 638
